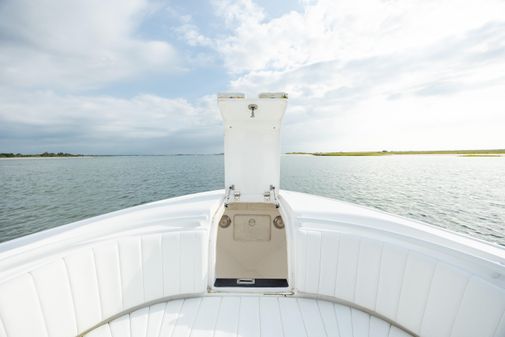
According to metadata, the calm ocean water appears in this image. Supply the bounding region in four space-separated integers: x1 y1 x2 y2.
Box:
1 155 504 245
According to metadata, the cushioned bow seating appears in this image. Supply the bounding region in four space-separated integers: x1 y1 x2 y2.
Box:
85 296 413 337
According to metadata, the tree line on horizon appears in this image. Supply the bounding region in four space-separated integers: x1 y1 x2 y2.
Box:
0 152 82 158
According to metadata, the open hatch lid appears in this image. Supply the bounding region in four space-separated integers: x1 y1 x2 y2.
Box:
218 92 288 205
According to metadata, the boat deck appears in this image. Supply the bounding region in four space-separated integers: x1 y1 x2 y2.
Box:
85 295 413 337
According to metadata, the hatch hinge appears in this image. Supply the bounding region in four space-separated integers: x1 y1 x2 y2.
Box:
269 185 280 208
224 185 241 207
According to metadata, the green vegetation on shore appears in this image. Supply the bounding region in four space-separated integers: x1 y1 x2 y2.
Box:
0 152 83 158
287 149 505 157
459 154 502 157
2 150 503 158
0 152 224 158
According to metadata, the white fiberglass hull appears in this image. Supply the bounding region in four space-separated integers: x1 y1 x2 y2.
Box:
0 190 504 337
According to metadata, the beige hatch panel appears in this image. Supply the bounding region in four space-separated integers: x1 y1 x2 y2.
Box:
215 203 288 280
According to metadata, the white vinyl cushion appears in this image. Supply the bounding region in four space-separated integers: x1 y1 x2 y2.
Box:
84 296 414 337
0 230 208 337
296 229 505 337
31 260 78 337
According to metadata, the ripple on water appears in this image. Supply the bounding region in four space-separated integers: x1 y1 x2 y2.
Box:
1 155 505 245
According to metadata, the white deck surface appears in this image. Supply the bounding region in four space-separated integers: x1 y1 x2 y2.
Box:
85 296 413 337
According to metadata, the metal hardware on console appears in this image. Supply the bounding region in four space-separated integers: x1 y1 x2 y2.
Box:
219 215 231 228
224 184 235 207
270 185 280 208
263 191 271 201
233 190 241 200
248 104 258 118
273 215 284 229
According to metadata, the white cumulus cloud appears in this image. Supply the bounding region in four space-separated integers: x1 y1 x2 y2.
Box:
1 0 505 153
204 0 505 151
0 0 179 90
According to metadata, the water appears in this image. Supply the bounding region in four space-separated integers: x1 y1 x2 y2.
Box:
1 155 504 245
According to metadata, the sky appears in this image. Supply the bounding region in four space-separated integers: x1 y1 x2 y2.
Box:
0 0 504 154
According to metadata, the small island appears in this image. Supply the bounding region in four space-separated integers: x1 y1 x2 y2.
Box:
287 149 505 157
0 152 83 158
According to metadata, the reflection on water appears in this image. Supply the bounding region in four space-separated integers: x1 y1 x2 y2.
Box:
1 155 504 245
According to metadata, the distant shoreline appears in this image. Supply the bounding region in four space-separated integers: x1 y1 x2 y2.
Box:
3 150 503 158
0 152 84 158
0 152 224 158
287 149 505 157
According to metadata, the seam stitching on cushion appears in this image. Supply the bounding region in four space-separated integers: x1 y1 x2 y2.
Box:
116 241 124 309
448 276 471 337
316 232 323 294
332 302 341 337
91 248 104 319
492 306 505 337
296 298 310 337
211 296 223 337
29 272 50 337
236 297 242 337
352 239 362 302
63 257 80 334
394 250 410 320
332 234 341 297
316 299 329 337
373 243 385 311
276 297 286 337
140 237 145 302
418 261 438 334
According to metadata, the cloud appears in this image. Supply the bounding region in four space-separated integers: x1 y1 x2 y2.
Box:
211 0 505 72
176 22 213 48
0 90 222 154
1 0 505 154
200 0 505 151
0 0 227 154
0 0 179 90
